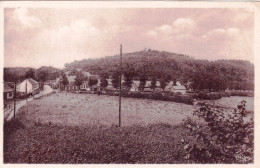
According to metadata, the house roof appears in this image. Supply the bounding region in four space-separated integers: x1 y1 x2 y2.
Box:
67 76 76 83
82 72 91 78
145 80 160 87
27 78 39 85
4 83 14 93
90 75 100 80
173 85 186 90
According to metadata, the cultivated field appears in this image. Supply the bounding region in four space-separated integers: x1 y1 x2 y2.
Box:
22 92 195 127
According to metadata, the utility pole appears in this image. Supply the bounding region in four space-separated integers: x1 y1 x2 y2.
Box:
119 44 122 127
14 82 16 119
26 80 28 111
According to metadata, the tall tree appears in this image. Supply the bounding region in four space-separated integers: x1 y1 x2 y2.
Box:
88 77 98 87
37 70 48 90
25 68 35 79
75 73 84 86
139 75 147 91
111 71 120 90
123 66 135 90
100 78 108 89
61 74 69 90
150 77 157 91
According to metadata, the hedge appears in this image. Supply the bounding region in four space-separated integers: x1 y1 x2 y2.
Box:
104 91 194 105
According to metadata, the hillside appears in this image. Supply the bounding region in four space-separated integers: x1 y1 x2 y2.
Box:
4 66 62 83
64 49 254 91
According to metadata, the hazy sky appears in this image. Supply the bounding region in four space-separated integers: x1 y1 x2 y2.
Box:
4 8 254 68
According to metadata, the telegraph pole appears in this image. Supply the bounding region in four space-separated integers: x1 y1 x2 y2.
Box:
14 82 16 119
119 44 122 127
26 80 28 112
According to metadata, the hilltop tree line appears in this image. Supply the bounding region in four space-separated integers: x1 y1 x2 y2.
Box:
65 50 254 92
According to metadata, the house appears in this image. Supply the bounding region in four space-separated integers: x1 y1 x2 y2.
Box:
4 83 14 100
144 80 161 92
82 71 92 79
16 78 40 95
80 81 91 91
64 75 80 91
165 81 186 94
90 79 101 91
44 79 58 89
129 80 140 92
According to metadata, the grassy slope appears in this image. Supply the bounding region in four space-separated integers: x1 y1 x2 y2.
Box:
4 93 196 163
4 111 192 163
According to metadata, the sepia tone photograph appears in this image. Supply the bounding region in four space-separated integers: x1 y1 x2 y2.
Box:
1 1 259 166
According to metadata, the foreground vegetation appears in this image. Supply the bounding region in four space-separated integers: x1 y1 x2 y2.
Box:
4 93 253 164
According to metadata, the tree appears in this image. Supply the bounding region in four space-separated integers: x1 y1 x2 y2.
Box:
123 67 135 90
88 77 98 87
37 70 48 90
112 71 120 90
61 74 69 90
75 73 84 86
100 78 108 88
25 68 35 79
150 77 157 91
159 79 167 91
138 75 147 91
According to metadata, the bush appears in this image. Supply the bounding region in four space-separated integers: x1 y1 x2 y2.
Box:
230 91 254 97
182 100 254 163
194 91 231 100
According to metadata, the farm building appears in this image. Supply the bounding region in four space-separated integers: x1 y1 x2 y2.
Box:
64 76 80 91
144 80 161 92
80 81 91 91
165 81 186 94
44 79 59 89
129 80 140 92
4 83 14 100
16 78 40 95
82 71 92 78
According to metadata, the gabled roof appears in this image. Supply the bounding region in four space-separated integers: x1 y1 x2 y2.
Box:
67 76 76 83
27 78 39 85
90 75 100 80
145 80 160 87
173 85 186 90
82 72 91 78
4 83 14 93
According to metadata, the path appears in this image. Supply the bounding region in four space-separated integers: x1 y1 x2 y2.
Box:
5 85 54 121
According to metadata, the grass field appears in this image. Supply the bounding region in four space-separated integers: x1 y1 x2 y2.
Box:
4 92 254 163
213 96 254 111
21 92 195 127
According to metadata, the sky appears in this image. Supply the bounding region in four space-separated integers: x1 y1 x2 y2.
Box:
4 8 254 69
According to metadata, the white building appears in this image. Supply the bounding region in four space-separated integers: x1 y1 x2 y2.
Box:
16 78 40 95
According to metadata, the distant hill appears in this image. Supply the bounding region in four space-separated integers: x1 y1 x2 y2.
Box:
64 50 194 76
64 49 254 91
4 66 62 83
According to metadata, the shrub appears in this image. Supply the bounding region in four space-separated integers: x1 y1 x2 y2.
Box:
230 91 254 97
182 100 254 163
194 91 230 100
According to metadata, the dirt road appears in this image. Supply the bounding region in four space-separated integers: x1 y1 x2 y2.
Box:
5 85 53 121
